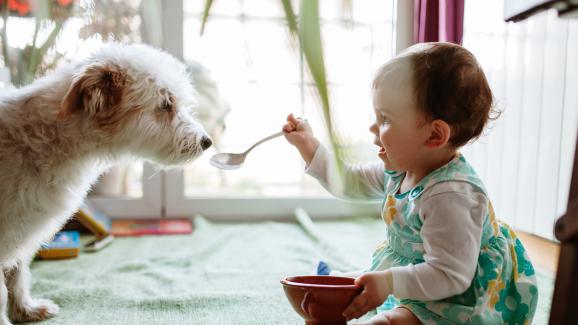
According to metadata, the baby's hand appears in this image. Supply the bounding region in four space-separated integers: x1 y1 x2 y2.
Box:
282 113 319 164
342 271 393 321
282 113 314 147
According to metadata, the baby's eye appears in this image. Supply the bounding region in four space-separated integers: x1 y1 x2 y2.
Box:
378 115 390 124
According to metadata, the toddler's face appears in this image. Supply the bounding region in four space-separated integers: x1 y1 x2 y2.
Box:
369 63 431 171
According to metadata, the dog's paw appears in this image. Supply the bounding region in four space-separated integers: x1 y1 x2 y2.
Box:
11 298 59 322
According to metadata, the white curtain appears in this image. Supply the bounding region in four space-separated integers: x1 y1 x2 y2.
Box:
462 0 578 240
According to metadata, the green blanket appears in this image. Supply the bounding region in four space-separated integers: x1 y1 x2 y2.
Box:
27 216 554 324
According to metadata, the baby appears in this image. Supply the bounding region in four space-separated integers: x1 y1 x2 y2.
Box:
283 42 538 324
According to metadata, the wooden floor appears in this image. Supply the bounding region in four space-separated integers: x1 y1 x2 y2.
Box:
517 231 560 276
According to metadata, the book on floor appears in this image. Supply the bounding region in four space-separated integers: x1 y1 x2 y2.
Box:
64 203 114 251
111 218 193 236
37 230 80 259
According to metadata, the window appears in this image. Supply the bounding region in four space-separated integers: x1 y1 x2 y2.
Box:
165 0 396 218
1 0 399 220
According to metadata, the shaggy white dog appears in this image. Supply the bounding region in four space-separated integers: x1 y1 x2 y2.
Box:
0 43 212 325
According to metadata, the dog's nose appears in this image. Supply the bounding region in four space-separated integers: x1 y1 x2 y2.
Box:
200 136 212 150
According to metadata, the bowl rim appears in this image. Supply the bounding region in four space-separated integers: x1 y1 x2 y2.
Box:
280 275 361 290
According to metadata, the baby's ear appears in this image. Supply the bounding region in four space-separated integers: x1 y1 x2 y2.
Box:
58 64 127 119
425 119 451 148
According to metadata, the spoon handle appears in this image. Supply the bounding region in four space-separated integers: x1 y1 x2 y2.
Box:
244 131 285 154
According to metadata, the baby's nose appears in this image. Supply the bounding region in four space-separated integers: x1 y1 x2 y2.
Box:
200 136 212 150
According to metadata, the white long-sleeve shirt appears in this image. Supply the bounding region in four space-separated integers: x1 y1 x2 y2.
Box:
305 145 487 301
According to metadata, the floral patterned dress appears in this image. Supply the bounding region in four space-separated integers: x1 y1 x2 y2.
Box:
368 153 538 324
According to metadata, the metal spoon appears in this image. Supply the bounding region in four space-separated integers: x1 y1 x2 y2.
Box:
209 131 285 170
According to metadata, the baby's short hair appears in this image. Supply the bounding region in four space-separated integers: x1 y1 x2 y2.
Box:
373 42 496 148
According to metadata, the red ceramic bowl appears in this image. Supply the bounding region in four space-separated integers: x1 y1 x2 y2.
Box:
281 276 362 325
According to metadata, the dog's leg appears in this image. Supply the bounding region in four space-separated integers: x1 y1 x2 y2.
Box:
0 268 12 325
6 260 59 322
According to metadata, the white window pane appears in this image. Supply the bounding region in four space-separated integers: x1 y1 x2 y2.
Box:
90 163 143 198
318 0 348 21
184 0 242 17
244 21 301 83
183 1 394 198
305 85 377 165
323 24 376 84
244 0 287 18
352 0 395 23
184 19 251 82
222 84 301 146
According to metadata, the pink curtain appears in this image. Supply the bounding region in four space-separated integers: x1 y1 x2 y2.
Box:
414 0 465 45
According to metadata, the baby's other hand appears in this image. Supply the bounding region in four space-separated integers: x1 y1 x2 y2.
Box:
342 271 393 321
282 113 315 148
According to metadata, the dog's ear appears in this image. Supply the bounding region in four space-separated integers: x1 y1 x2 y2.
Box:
58 64 127 119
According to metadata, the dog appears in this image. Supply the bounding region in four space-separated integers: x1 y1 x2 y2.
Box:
0 43 212 325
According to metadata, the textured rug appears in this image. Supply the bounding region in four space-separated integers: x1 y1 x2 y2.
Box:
25 215 554 324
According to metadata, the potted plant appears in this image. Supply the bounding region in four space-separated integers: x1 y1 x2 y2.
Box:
0 0 76 86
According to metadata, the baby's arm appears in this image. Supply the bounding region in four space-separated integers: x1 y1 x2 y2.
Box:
390 182 487 301
282 114 385 200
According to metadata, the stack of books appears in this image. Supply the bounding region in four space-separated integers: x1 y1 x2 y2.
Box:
37 203 114 259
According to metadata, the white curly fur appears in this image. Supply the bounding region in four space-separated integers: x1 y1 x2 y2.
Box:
0 43 211 325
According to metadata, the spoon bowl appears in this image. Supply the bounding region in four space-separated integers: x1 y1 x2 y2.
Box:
210 153 245 170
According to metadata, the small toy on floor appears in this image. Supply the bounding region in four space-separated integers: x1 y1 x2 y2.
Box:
317 261 332 276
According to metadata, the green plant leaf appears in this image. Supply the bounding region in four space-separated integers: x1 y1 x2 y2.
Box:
24 22 63 85
299 0 329 127
298 0 344 182
25 15 42 81
280 0 298 36
200 0 214 36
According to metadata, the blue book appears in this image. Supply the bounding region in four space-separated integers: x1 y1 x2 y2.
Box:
37 231 80 259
